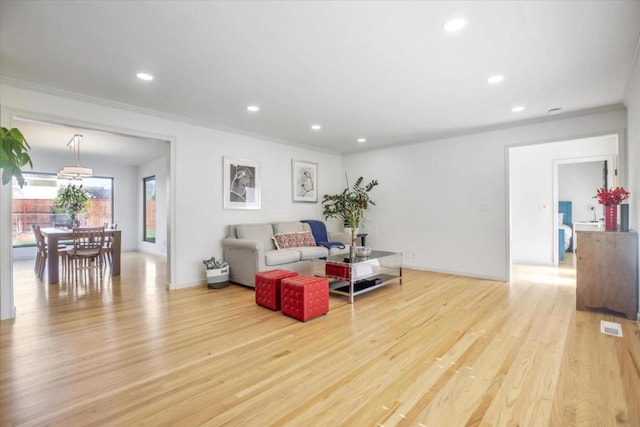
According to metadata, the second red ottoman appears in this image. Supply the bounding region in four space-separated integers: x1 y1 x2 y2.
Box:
255 269 298 310
281 275 329 321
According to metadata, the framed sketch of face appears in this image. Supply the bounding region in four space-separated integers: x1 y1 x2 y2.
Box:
292 159 317 203
223 157 261 209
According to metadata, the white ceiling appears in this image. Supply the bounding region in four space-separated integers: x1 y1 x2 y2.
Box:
11 118 168 166
1 1 639 155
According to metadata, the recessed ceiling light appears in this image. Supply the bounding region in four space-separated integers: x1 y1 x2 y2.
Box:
311 124 322 130
443 18 467 33
246 105 260 112
487 75 504 84
136 72 154 81
357 138 367 143
548 107 562 114
512 106 525 113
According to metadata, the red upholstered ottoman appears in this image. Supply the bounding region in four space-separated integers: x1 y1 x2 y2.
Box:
255 269 299 310
281 275 329 321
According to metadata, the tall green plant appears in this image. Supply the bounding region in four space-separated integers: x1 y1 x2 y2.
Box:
322 176 379 245
53 184 89 224
0 127 33 188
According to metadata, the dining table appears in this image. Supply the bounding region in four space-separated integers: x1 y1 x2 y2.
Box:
40 227 122 284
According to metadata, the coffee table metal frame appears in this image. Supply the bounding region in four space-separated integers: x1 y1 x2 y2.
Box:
315 250 403 304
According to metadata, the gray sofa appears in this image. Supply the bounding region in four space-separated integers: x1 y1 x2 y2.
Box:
222 221 350 287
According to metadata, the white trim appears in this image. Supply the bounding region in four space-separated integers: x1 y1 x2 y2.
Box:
407 265 506 282
507 130 625 280
138 247 168 258
0 106 178 317
0 106 16 319
0 166 15 319
0 77 627 157
0 77 340 155
168 131 177 289
552 152 616 265
505 143 512 285
342 104 627 155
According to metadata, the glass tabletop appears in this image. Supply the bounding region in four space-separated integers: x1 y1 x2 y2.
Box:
324 250 400 264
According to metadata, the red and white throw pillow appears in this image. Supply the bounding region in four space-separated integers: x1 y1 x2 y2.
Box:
272 232 300 249
272 231 317 249
298 231 316 247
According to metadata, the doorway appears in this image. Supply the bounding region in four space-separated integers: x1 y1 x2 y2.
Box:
6 115 172 312
508 133 620 273
554 157 614 263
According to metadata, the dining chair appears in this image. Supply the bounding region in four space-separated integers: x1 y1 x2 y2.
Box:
33 225 47 280
32 225 68 280
101 223 118 269
67 226 105 280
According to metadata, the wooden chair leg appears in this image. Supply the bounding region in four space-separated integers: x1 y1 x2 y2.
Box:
36 253 47 280
35 252 41 276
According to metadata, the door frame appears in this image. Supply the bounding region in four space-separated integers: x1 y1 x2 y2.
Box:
0 106 176 319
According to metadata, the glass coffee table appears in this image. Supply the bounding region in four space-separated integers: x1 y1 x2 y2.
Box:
314 250 403 304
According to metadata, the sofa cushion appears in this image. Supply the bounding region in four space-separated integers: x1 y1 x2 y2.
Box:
273 221 306 234
265 249 300 266
272 232 301 250
236 223 276 251
297 246 329 260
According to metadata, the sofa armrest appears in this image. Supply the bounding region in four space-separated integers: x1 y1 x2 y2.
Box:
222 238 263 252
222 238 266 287
328 231 351 245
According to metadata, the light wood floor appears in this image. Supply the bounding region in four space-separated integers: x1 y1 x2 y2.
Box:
1 252 639 426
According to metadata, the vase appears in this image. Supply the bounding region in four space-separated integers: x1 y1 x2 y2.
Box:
604 205 617 231
344 226 358 236
620 204 629 232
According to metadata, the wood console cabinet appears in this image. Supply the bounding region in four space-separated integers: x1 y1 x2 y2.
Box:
576 230 638 319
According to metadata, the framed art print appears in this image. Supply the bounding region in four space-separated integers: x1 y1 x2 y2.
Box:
292 159 318 203
223 157 261 209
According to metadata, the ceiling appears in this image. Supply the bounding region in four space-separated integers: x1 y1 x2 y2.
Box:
11 118 168 166
1 1 639 155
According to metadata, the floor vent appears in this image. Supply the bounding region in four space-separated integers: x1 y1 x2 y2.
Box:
600 320 623 337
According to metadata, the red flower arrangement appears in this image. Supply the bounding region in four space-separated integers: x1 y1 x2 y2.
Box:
594 187 630 206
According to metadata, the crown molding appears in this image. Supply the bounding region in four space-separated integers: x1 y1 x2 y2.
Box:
342 103 627 155
1 77 626 157
0 77 340 156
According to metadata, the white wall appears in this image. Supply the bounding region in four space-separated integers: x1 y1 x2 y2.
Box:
559 161 606 223
623 48 639 315
138 155 168 256
0 82 344 318
342 109 625 280
510 135 617 265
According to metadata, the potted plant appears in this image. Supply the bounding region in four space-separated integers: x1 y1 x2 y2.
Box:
0 127 33 188
322 176 379 249
53 184 90 227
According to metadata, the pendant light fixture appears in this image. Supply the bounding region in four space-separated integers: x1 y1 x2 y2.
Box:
57 134 92 180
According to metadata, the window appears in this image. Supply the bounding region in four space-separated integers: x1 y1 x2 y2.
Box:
143 176 156 243
12 173 114 247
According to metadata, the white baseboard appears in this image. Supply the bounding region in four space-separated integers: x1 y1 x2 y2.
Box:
137 247 168 257
405 264 507 282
